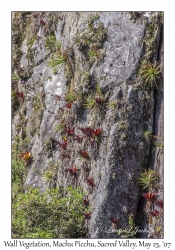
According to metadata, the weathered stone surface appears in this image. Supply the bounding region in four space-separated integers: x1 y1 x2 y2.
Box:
12 11 163 238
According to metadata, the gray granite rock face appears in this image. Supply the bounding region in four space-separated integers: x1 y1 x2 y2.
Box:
12 12 163 238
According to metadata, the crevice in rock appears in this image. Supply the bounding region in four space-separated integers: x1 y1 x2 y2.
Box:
156 24 163 62
134 20 163 239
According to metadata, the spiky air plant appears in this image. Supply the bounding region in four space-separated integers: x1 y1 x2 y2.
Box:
139 62 161 89
137 169 158 190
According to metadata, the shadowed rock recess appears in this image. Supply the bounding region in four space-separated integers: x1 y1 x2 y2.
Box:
12 12 163 238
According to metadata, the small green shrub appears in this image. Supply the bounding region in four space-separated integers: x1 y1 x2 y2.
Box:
12 136 28 200
118 214 136 238
12 186 88 238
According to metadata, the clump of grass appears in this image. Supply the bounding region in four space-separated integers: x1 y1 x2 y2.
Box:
43 170 53 180
12 73 20 83
87 49 99 63
106 101 117 110
45 35 61 52
48 51 67 74
55 123 65 132
84 84 106 113
139 62 161 89
137 169 158 190
65 90 77 103
84 96 96 110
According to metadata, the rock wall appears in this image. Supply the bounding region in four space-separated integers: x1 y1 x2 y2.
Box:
12 11 163 238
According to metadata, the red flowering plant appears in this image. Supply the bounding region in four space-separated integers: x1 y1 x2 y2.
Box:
142 192 158 202
94 96 106 105
19 151 32 164
16 92 24 101
54 139 68 150
65 165 77 176
84 85 106 112
82 212 91 220
149 209 160 218
64 103 72 109
40 20 46 26
65 126 75 136
33 13 40 18
53 94 61 102
79 127 94 137
78 150 90 160
83 199 89 206
81 162 90 173
110 217 119 225
74 135 84 143
59 151 71 161
93 128 102 136
87 177 95 187
156 200 163 209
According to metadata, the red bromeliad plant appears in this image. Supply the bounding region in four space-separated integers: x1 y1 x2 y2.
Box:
79 127 94 137
60 151 70 160
142 192 158 202
64 103 72 109
65 166 77 175
149 209 160 218
156 200 163 209
88 139 95 148
93 128 102 136
40 20 46 25
55 140 68 150
82 163 90 172
87 177 95 187
82 212 91 219
16 92 24 101
74 135 84 143
65 126 75 136
94 96 106 105
110 217 119 224
83 199 89 206
33 13 40 18
19 151 32 162
78 150 90 160
79 126 102 138
53 95 61 102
